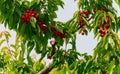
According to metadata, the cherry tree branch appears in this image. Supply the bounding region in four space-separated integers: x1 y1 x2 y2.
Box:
38 40 56 74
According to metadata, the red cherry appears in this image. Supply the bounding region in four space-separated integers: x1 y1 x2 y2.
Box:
28 12 32 17
38 21 43 26
100 33 105 37
25 13 30 22
85 10 89 15
41 25 47 30
41 25 47 34
99 29 106 34
81 31 85 35
54 31 60 37
99 29 106 37
22 15 25 19
22 15 26 22
79 23 84 27
80 11 84 15
60 33 66 38
80 20 84 23
85 10 89 18
50 26 56 31
105 24 110 29
31 11 36 16
106 16 110 22
26 18 30 22
34 15 39 19
32 11 37 15
101 30 106 34
25 13 30 18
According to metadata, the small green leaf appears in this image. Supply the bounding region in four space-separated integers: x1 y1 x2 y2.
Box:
30 17 37 28
107 61 115 74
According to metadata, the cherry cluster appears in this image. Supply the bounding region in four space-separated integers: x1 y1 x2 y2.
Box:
79 10 90 27
50 26 66 38
21 10 66 38
79 7 106 28
97 10 110 37
92 7 106 13
22 10 39 23
92 7 111 37
79 10 89 35
98 17 110 37
38 21 47 34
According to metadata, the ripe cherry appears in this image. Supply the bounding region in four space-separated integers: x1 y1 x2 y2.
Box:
38 21 43 26
80 19 84 23
79 23 84 27
99 29 106 34
41 25 47 30
34 15 39 19
22 15 26 22
41 25 47 33
105 24 110 29
80 11 84 15
50 26 56 31
31 11 36 16
54 31 60 37
106 16 110 22
81 31 85 35
85 10 89 18
26 18 30 22
60 32 66 38
22 9 39 23
100 33 105 37
99 29 106 37
85 10 89 15
25 13 30 18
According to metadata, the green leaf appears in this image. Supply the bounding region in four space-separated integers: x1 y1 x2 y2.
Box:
0 39 5 46
84 60 93 71
77 0 83 9
30 17 37 28
4 54 10 62
1 46 8 52
107 61 115 74
107 12 116 24
114 64 120 74
33 61 44 72
115 0 120 7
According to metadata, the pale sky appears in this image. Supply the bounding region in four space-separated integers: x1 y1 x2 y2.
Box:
0 0 120 60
